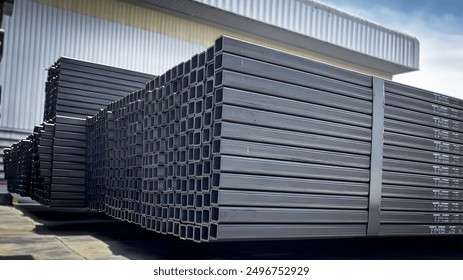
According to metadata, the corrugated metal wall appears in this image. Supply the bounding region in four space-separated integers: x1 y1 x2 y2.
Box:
0 0 206 132
195 0 420 69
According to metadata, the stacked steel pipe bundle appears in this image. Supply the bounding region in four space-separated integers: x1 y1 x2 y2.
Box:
204 37 374 241
84 36 463 241
38 58 153 207
6 36 463 241
86 109 115 211
4 57 154 207
41 116 88 207
44 57 155 121
30 123 55 205
129 36 374 242
91 91 145 222
3 139 32 196
379 82 463 235
2 148 12 188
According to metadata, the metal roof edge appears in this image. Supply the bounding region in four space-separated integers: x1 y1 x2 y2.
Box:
136 0 418 76
307 0 419 42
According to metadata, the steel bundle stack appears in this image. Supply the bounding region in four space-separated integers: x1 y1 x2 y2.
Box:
3 139 32 196
43 58 154 121
86 109 115 211
205 37 374 241
30 123 55 204
41 116 87 207
123 36 374 242
40 58 154 207
6 36 463 241
3 148 12 187
379 82 463 235
92 90 145 223
4 58 154 207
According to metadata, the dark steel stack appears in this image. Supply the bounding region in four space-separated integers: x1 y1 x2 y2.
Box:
42 116 87 207
4 57 154 207
3 139 32 196
2 148 12 188
205 37 374 241
6 36 463 241
104 90 145 223
0 28 4 63
44 57 154 121
30 124 51 204
40 58 154 207
380 81 463 235
140 57 194 237
133 36 374 242
86 109 115 211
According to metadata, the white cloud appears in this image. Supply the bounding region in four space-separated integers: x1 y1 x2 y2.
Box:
329 2 463 98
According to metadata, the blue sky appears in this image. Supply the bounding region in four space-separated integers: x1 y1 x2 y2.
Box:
321 0 463 98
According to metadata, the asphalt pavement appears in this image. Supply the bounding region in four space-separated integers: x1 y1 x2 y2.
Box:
1 203 463 260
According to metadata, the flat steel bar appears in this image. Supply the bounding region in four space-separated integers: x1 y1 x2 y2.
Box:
367 77 384 237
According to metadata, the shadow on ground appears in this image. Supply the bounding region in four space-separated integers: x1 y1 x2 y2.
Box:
15 204 463 260
0 255 35 260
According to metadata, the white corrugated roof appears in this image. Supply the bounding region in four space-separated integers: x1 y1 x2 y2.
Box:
141 0 420 75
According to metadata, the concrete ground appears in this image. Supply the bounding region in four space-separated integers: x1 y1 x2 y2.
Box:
1 202 463 260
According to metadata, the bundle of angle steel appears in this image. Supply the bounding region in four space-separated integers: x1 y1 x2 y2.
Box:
379 81 463 235
4 58 154 207
84 36 374 242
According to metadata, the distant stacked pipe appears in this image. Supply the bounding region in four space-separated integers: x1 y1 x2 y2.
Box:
30 122 55 205
4 58 154 207
4 139 32 196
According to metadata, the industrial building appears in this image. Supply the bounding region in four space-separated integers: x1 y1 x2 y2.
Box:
0 0 419 181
